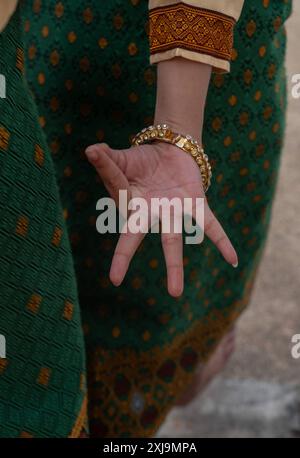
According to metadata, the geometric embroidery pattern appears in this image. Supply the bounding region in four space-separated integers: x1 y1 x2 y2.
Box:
149 3 235 62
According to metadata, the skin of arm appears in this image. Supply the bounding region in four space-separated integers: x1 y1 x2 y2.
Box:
154 57 212 144
0 0 18 33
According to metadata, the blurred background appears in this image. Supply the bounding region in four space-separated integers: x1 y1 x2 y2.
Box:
158 2 300 438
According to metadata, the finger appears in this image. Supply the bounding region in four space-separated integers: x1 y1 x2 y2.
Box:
161 231 184 298
86 142 128 172
204 204 238 267
85 143 129 203
110 221 147 287
184 196 205 245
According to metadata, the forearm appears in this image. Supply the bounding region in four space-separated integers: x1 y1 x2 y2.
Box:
150 0 245 142
154 57 212 144
0 0 18 33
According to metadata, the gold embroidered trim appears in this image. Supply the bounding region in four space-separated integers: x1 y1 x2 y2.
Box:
69 395 88 438
149 3 235 62
87 264 257 437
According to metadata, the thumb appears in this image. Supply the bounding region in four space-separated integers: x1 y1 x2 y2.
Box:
85 143 130 203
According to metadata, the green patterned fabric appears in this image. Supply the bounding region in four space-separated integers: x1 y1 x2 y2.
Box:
0 0 292 437
0 4 86 438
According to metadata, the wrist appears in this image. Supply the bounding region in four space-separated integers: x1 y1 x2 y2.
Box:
154 58 211 144
131 124 212 192
153 116 203 145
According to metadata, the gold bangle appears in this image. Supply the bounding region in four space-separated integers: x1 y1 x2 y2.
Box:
131 124 212 193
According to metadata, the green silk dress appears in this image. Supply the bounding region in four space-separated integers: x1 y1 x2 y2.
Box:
0 0 292 437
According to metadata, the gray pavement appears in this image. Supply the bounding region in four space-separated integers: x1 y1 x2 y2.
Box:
158 2 300 438
158 380 300 438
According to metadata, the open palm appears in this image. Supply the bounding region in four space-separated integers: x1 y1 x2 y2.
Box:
86 141 238 297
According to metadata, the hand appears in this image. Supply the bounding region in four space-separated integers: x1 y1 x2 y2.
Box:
85 141 238 297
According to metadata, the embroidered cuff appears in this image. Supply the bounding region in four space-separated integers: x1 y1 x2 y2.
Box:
149 2 236 72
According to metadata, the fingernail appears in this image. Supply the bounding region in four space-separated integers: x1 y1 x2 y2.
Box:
232 262 239 268
109 268 123 287
110 274 121 287
85 148 97 161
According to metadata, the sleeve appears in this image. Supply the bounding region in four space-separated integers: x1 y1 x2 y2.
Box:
0 0 18 33
149 0 245 73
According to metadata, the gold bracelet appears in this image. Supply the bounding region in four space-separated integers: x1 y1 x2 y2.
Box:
131 124 212 193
